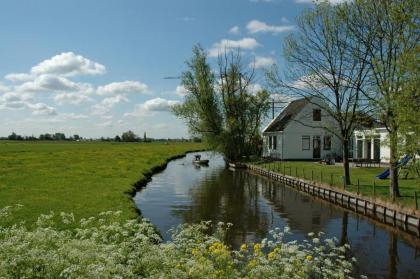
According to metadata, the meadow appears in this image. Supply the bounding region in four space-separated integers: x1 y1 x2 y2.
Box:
0 141 203 228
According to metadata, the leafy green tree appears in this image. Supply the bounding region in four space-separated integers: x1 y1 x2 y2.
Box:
173 45 270 161
121 130 137 142
7 132 17 140
343 0 419 198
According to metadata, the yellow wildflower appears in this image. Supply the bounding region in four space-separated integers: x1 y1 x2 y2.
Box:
175 263 182 269
253 243 261 251
192 248 199 255
240 244 247 251
268 251 276 260
247 259 257 269
306 255 313 261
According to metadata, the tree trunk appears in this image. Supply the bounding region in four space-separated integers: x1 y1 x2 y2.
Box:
342 139 351 186
389 133 400 199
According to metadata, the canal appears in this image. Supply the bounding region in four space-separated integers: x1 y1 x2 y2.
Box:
134 152 420 278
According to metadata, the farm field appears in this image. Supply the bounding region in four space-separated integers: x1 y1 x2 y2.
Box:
0 141 203 228
257 161 420 209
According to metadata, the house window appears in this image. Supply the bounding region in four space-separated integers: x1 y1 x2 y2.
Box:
302 136 310 150
323 135 331 150
313 109 321 121
273 136 277 150
268 136 272 150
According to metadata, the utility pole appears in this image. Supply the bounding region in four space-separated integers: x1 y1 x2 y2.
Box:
269 99 288 119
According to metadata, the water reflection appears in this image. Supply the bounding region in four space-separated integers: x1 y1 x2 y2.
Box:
134 152 420 278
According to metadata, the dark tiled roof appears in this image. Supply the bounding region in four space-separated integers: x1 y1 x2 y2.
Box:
263 98 309 132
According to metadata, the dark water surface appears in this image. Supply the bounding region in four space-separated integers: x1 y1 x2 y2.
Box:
134 152 420 278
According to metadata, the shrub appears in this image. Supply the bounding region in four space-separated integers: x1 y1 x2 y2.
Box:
0 206 359 278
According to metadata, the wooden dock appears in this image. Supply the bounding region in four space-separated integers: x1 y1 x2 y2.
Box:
247 164 420 236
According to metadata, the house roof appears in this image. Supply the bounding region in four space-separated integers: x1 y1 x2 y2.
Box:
263 98 309 133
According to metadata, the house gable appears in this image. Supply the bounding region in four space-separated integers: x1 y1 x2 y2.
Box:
263 98 309 133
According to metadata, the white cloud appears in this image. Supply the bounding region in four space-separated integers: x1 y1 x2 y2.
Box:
0 92 33 110
228 26 240 35
4 73 33 82
97 81 150 96
27 102 57 116
209 38 261 57
54 92 92 105
16 75 88 93
249 56 276 69
175 85 189 97
125 98 180 118
248 83 264 94
141 98 180 111
246 20 294 34
31 52 106 77
0 83 10 93
92 95 128 115
60 113 88 120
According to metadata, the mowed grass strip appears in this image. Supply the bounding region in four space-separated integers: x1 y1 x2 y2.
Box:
257 161 420 209
0 141 203 228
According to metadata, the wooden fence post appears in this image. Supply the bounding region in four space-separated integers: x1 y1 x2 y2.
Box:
373 179 376 197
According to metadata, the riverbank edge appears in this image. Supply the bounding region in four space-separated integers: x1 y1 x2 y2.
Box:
127 149 206 217
246 164 420 236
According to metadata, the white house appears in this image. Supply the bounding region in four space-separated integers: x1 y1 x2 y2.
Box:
352 126 390 163
262 98 341 160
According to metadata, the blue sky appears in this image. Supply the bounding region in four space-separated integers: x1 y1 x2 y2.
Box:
0 0 320 138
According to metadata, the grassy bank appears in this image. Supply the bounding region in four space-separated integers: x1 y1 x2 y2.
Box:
256 161 420 210
0 141 204 227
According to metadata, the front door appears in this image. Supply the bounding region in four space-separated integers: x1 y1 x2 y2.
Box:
313 136 321 159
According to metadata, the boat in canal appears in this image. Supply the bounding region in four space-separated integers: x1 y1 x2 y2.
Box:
192 154 209 165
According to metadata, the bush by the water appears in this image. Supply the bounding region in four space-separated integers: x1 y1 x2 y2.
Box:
0 206 359 278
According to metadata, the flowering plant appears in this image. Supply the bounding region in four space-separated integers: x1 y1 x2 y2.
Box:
0 206 359 278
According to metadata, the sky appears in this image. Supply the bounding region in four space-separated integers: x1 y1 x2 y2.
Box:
0 0 337 139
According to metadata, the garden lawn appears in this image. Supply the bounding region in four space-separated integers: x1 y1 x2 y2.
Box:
0 141 203 228
257 161 420 209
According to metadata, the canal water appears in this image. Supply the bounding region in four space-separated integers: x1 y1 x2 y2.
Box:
133 152 420 278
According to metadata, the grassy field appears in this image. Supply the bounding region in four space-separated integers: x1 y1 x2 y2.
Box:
0 141 203 228
256 161 420 209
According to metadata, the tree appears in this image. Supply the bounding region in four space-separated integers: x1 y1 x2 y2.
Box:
267 2 370 185
8 132 17 140
54 133 66 141
343 0 419 198
173 45 270 161
121 130 137 142
115 135 121 142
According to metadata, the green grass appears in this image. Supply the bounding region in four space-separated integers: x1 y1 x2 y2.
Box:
256 161 420 209
0 141 204 228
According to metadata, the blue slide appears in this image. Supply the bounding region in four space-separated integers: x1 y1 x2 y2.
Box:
376 155 410 179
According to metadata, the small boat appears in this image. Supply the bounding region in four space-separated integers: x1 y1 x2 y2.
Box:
193 155 209 166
